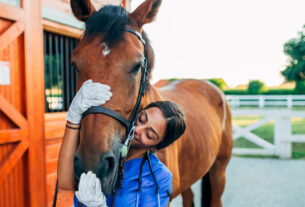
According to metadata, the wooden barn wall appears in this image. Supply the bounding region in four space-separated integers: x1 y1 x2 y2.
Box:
44 112 69 207
42 0 126 16
0 18 27 207
0 0 46 207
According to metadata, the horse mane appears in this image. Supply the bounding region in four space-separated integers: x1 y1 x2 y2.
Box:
84 5 154 90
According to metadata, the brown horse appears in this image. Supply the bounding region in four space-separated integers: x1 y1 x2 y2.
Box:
69 0 233 206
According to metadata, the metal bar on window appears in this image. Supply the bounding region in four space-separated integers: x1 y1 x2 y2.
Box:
43 31 78 112
48 32 53 112
60 35 65 111
65 36 70 107
43 32 48 112
55 34 61 111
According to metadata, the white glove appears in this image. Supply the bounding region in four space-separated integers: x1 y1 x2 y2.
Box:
75 171 108 207
66 79 112 124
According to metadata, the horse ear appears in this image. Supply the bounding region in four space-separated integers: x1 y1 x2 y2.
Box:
130 0 162 28
70 0 96 22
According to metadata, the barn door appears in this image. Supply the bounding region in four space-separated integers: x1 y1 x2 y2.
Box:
0 1 46 207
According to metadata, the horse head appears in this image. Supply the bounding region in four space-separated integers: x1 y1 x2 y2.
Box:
70 0 160 195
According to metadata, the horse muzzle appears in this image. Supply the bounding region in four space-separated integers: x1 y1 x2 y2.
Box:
73 151 118 194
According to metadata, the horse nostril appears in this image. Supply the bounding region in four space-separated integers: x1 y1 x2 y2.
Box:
74 152 85 180
99 153 116 177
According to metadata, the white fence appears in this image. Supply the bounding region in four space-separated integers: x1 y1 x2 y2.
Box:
226 95 305 108
232 109 305 158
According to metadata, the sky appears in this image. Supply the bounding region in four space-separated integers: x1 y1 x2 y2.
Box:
130 0 305 87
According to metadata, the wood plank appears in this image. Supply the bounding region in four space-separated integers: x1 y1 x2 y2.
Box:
0 94 28 128
0 21 24 51
23 0 47 205
0 2 25 21
44 112 66 139
0 140 29 184
42 5 84 30
46 158 58 175
45 142 61 161
45 122 65 140
0 129 27 144
43 19 83 39
44 111 67 122
234 124 275 150
287 135 305 142
233 117 272 139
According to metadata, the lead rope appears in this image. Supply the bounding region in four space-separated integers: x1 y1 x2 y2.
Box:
147 152 161 207
136 153 148 207
52 180 58 207
135 152 160 207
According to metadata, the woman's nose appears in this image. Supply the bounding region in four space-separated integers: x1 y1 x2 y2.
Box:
135 124 145 135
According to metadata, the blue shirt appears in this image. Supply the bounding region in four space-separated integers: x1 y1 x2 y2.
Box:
74 152 172 207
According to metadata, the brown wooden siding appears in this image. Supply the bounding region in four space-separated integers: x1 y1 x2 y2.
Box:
0 0 46 206
44 112 66 206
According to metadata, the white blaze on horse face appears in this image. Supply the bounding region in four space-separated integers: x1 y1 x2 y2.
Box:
101 43 111 56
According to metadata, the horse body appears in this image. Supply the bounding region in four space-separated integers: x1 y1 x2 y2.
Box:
143 80 233 205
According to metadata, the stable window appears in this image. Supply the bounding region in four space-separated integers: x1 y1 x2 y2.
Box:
43 31 78 112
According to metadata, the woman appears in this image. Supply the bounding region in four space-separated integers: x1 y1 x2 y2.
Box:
57 80 186 207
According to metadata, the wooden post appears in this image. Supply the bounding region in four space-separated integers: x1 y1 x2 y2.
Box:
274 114 292 159
287 95 293 108
23 0 47 206
259 96 264 108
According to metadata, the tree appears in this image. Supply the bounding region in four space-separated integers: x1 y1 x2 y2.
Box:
207 78 228 91
247 80 266 94
282 25 305 93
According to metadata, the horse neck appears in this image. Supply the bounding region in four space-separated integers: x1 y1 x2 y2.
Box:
142 84 164 106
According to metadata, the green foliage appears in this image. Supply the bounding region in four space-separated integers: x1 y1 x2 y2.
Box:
224 89 248 95
294 80 305 94
44 54 63 89
282 25 305 82
207 78 227 91
263 89 295 95
247 80 266 94
168 78 180 82
225 88 296 95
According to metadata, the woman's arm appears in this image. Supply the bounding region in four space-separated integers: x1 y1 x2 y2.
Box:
56 79 112 191
57 121 80 190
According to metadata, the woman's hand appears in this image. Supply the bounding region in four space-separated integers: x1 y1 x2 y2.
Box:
66 79 112 124
75 171 107 207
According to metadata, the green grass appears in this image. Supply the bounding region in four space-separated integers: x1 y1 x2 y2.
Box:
233 116 305 159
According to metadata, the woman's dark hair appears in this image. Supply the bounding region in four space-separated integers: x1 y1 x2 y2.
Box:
144 101 186 149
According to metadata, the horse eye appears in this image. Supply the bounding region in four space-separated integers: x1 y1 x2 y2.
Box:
71 62 79 72
130 63 142 74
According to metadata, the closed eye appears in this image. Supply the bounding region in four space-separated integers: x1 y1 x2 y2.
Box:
138 111 147 123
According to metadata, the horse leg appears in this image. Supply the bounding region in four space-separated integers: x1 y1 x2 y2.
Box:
182 188 195 207
201 172 211 207
206 120 233 207
208 157 228 207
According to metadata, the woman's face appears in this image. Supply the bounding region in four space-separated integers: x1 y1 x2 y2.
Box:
131 107 167 149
